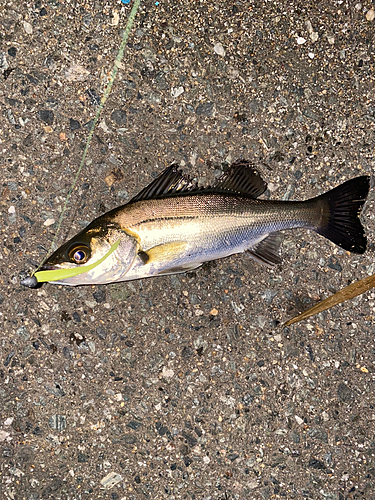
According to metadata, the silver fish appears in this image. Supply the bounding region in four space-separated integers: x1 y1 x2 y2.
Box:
22 160 370 287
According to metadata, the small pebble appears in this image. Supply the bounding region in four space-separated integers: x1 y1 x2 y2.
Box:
110 109 127 125
171 86 184 98
295 415 304 425
93 289 106 303
48 415 67 432
366 8 375 21
43 218 55 227
72 311 81 323
305 20 314 33
0 431 10 442
23 21 33 34
337 382 352 402
39 109 54 125
96 326 107 340
213 42 225 56
195 101 214 117
0 53 9 71
65 64 90 82
100 472 123 489
162 366 174 379
86 89 100 106
328 256 342 272
111 11 119 26
260 290 278 305
69 118 81 131
296 37 306 45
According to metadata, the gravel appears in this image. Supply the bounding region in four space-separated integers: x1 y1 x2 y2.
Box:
1 1 374 499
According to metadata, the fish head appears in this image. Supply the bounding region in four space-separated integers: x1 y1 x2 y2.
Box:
37 219 138 285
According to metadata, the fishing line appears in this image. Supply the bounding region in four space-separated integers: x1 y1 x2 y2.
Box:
32 0 141 276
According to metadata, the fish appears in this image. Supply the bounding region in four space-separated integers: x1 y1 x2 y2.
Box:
21 160 370 287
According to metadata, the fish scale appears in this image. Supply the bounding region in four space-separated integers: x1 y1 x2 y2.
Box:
115 196 319 256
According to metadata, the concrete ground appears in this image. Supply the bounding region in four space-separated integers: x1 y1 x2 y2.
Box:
1 1 375 499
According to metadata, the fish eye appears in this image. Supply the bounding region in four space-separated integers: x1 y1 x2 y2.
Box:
68 245 90 265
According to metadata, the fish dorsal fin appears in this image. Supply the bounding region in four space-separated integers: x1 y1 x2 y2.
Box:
130 160 267 202
213 160 267 199
131 165 198 202
248 232 283 266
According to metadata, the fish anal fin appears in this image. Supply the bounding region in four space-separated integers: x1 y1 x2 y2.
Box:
157 263 202 276
131 165 198 202
145 241 188 264
213 159 267 199
247 232 283 267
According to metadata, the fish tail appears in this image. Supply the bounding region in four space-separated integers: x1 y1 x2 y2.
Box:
314 175 370 254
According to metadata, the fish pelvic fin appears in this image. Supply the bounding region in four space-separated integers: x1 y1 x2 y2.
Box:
247 232 283 267
314 175 370 254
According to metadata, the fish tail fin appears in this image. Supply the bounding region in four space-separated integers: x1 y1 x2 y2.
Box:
314 176 370 254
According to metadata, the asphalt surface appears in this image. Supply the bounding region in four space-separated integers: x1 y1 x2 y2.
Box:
1 1 375 499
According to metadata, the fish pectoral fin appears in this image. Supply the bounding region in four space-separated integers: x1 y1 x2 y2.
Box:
137 250 150 264
157 263 202 276
247 232 283 266
141 241 199 275
144 241 188 264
